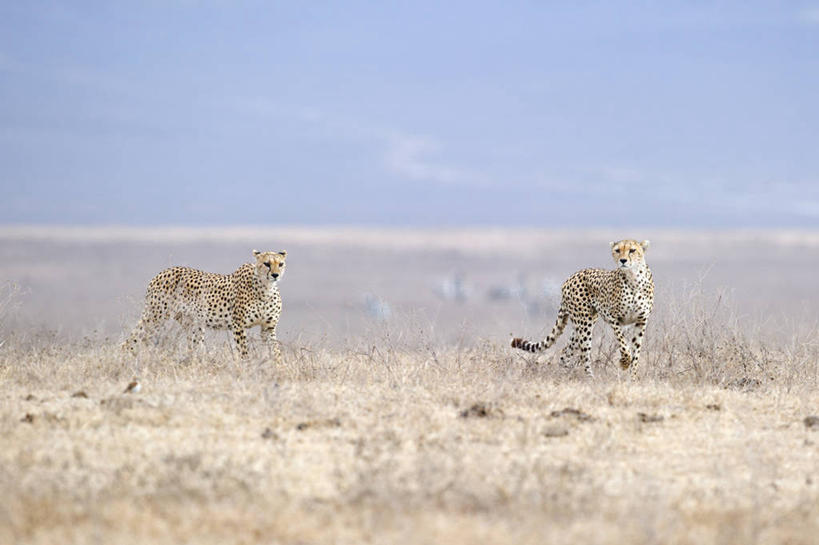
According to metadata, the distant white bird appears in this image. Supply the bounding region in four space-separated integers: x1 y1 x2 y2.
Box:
364 294 391 321
434 273 469 302
487 272 527 301
542 277 562 297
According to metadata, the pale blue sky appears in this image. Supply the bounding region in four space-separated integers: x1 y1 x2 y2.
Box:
1 1 818 226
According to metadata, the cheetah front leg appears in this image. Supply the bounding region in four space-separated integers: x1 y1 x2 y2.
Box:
610 324 632 370
260 325 282 364
628 318 648 377
232 324 249 358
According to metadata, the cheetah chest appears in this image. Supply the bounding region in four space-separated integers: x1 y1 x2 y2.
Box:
241 288 281 328
614 289 647 324
603 273 652 325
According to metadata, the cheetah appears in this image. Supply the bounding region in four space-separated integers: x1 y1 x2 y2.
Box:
511 239 654 377
124 250 287 361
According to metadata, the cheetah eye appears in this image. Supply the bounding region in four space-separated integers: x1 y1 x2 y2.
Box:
629 248 636 253
264 262 271 268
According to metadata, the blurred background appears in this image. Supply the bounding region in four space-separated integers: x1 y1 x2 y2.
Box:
2 1 818 226
1 2 818 346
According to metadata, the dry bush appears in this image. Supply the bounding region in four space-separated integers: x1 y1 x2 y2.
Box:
643 284 819 391
0 282 21 348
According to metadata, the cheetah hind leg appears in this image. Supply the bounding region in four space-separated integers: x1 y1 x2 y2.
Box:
124 295 170 355
558 335 578 368
571 318 596 377
123 317 158 355
122 322 142 354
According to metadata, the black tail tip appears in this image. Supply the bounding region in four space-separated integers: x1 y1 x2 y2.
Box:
511 337 525 349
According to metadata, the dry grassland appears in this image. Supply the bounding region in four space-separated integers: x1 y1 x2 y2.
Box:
1 228 818 544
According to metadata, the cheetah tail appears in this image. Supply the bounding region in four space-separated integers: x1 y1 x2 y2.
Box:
510 308 569 353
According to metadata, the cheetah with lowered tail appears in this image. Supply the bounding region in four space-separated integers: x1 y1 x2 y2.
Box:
511 239 654 377
125 250 287 361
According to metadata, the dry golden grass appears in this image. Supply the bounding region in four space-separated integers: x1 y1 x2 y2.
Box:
2 229 819 544
1 310 818 544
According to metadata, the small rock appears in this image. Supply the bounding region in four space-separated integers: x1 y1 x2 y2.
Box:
459 403 502 419
724 377 762 391
543 426 569 438
23 394 36 401
705 404 721 411
550 407 593 422
637 412 664 423
71 391 89 399
261 427 278 440
804 416 819 429
460 403 488 418
20 413 34 424
296 417 341 431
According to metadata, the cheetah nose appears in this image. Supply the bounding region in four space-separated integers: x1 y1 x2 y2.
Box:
620 259 627 264
271 273 279 279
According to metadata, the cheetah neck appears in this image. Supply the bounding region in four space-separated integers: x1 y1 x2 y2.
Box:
252 274 279 299
619 264 650 287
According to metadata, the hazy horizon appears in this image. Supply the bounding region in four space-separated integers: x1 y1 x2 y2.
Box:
2 2 818 227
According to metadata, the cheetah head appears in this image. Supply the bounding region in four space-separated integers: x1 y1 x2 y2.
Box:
253 250 287 283
610 239 649 270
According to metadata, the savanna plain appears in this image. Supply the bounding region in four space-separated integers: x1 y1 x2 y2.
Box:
1 227 818 545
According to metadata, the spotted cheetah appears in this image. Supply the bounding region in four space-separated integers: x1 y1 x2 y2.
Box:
511 239 654 377
124 250 287 361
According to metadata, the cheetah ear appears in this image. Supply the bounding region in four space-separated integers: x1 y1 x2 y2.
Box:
278 250 287 257
640 240 650 252
252 249 261 257
609 241 618 249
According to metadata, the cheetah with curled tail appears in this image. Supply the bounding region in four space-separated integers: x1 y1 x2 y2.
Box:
511 239 654 377
124 250 287 361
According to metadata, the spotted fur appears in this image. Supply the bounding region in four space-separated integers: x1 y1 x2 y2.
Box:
511 239 654 377
124 250 287 361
